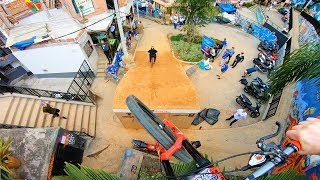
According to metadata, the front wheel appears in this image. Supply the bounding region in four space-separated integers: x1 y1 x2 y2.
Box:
250 112 260 118
126 95 192 162
236 97 242 105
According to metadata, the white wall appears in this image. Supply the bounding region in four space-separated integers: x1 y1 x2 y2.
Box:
13 44 86 75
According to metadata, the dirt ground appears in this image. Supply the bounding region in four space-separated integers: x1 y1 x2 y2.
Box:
82 18 293 175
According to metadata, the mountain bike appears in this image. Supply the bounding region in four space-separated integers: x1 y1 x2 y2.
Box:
150 56 156 68
126 95 302 180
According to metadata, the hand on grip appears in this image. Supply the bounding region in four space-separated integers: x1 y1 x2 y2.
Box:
286 117 320 155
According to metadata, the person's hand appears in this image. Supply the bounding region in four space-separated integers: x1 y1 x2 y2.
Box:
286 117 320 155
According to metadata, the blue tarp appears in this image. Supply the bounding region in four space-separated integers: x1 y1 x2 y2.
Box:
12 36 36 50
216 3 236 14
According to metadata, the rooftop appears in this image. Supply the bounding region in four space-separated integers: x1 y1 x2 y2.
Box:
6 8 82 47
0 127 60 180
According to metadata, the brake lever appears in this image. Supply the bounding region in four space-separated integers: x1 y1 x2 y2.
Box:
256 121 281 150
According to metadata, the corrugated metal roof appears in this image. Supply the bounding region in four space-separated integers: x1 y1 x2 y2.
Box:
6 8 82 47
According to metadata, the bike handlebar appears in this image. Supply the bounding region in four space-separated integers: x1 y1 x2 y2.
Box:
245 144 298 180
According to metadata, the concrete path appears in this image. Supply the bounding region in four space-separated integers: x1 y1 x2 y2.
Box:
82 18 293 174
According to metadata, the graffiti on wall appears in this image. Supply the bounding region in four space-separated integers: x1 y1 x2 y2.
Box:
273 77 320 178
298 16 320 45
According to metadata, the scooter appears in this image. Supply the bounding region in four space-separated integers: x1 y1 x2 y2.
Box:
236 94 261 118
244 77 270 99
253 57 274 74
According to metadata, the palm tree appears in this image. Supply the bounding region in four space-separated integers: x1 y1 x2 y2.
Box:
268 43 320 95
53 160 305 179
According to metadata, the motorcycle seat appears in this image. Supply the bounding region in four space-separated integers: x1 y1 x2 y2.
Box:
241 94 252 106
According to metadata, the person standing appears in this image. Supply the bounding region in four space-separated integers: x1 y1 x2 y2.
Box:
220 50 229 66
97 40 112 64
216 64 229 79
231 52 244 68
179 15 184 27
226 108 247 126
109 23 116 38
42 102 67 119
173 14 178 29
221 38 227 47
226 47 235 64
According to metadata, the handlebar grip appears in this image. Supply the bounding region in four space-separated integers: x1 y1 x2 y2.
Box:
288 116 320 151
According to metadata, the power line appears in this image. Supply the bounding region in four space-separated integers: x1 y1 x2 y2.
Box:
54 12 115 39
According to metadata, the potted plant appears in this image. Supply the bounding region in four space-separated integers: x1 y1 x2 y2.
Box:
0 138 20 179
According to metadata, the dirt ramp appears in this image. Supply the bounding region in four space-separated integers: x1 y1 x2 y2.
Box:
113 51 200 129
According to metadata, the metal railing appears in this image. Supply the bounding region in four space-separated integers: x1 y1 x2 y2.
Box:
0 83 95 103
67 60 96 104
264 92 282 120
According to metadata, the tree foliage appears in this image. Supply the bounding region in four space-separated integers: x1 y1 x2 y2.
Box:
173 0 220 42
268 43 320 95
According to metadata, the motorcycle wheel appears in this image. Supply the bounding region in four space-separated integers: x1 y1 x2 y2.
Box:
126 95 192 162
250 112 260 118
236 97 242 105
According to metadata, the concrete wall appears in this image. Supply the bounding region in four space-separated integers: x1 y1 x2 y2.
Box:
115 111 197 129
13 43 86 75
77 32 98 73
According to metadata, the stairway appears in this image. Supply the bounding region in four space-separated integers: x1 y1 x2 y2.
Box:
0 94 97 137
96 48 109 79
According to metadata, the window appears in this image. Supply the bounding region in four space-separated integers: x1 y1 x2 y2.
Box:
83 41 93 57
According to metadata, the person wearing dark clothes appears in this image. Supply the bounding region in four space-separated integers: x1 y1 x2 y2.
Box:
148 46 158 63
231 52 244 68
42 102 66 119
98 40 112 64
226 47 235 64
214 43 223 55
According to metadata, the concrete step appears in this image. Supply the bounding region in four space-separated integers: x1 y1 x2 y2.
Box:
0 96 14 124
88 106 97 136
58 103 71 129
0 95 97 137
27 100 42 127
4 97 21 125
66 104 78 131
20 98 36 126
74 105 84 132
97 69 105 73
81 106 91 134
12 97 28 126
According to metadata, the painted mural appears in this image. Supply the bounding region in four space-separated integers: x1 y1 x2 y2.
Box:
299 16 320 45
273 77 320 179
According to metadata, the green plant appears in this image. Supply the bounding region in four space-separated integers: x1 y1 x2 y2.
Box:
173 0 221 42
172 40 205 62
170 34 184 41
52 162 120 180
0 138 14 180
243 2 255 8
268 43 320 95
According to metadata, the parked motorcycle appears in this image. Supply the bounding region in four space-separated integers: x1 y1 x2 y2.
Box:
257 41 279 54
236 94 261 118
244 77 270 99
253 56 274 74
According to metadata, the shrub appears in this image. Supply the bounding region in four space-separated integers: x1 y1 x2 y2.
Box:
170 34 184 41
243 2 255 8
172 41 205 62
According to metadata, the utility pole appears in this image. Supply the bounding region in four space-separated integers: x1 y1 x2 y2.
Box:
135 1 140 23
113 0 128 55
